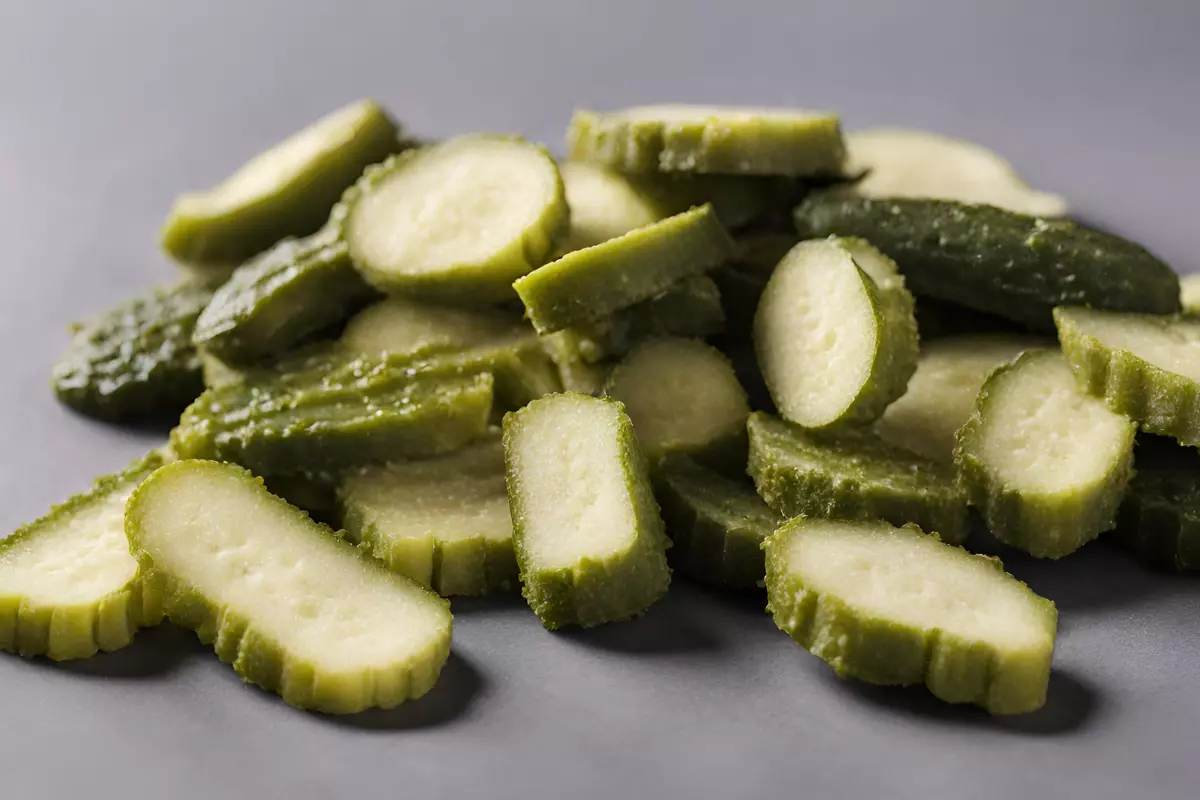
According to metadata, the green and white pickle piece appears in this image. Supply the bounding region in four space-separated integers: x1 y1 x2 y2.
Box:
503 394 671 629
653 455 781 589
126 460 452 714
842 127 1067 216
1055 306 1200 446
340 435 517 596
1113 436 1200 572
162 99 403 279
955 349 1136 559
747 412 968 543
542 333 613 396
874 335 1043 463
567 105 847 177
1181 274 1200 315
334 134 567 303
192 226 375 366
794 195 1181 332
754 237 918 429
764 517 1058 715
0 452 165 660
515 204 734 334
604 338 750 469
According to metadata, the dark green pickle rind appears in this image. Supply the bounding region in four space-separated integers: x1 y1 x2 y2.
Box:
171 354 495 475
0 450 167 660
503 395 672 629
763 518 1057 715
161 100 404 276
794 195 1181 332
746 412 968 543
1112 436 1200 571
193 227 377 367
653 455 781 589
52 281 214 422
1054 307 1200 446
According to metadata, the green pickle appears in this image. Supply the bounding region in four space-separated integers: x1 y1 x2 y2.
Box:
53 280 213 422
1113 436 1200 572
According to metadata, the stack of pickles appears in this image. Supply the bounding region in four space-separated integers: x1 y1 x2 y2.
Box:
3 100 1196 718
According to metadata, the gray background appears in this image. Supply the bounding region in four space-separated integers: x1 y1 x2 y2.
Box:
2 1 1199 797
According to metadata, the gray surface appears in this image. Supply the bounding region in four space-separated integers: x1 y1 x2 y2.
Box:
2 1 1200 797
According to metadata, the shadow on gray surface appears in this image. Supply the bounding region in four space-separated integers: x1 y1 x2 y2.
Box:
45 624 202 680
450 593 528 617
559 593 726 655
315 652 486 731
829 669 1098 736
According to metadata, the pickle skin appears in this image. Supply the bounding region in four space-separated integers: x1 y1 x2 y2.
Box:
794 195 1181 332
0 452 166 660
764 518 1058 715
503 395 672 629
193 227 377 367
126 461 452 713
1054 307 1200 447
1113 436 1200 571
567 107 847 177
161 99 404 277
52 281 214 422
747 412 968 543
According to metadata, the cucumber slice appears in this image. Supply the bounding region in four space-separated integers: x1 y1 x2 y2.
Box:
764 516 1057 715
171 358 494 475
795 195 1181 331
604 338 750 468
192 227 375 367
1113 435 1200 571
503 393 671 629
340 435 516 596
162 99 402 279
339 297 561 409
653 455 781 589
955 349 1136 558
747 411 968 543
843 127 1067 216
558 275 725 363
0 452 164 660
52 281 213 422
874 335 1043 463
126 460 452 713
556 161 792 254
1181 274 1200 314
754 237 918 428
514 204 733 334
567 105 847 176
333 135 567 303
1054 306 1200 446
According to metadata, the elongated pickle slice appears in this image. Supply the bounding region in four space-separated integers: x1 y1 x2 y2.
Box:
604 338 750 469
503 394 671 629
764 516 1057 715
334 135 567 303
747 412 968 543
842 127 1067 216
1 452 165 660
340 435 516 596
514 204 733 334
1055 306 1200 446
162 99 403 279
955 349 1136 558
794 195 1181 331
126 460 452 713
53 281 213 422
754 237 917 428
653 455 781 589
171 355 494 475
567 105 847 176
874 335 1043 463
192 227 375 366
